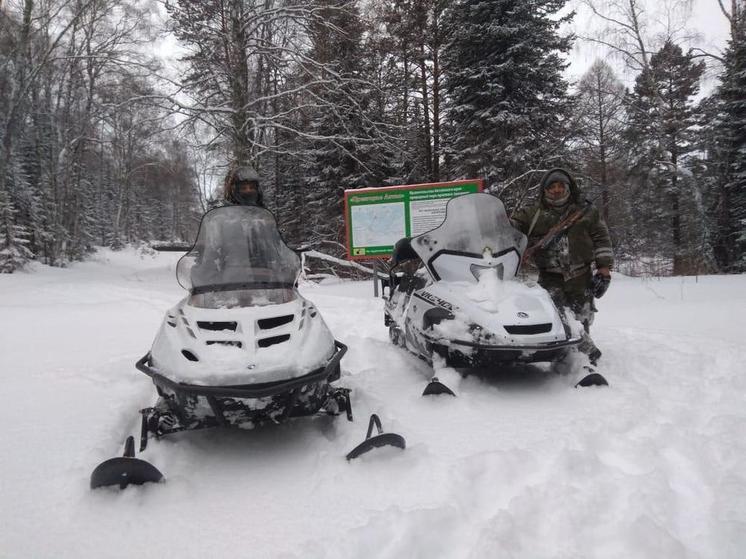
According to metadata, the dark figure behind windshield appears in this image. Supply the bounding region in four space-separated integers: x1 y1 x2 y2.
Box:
186 165 294 303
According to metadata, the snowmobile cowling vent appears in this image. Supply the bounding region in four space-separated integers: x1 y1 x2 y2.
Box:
181 350 199 362
197 321 238 332
504 323 553 335
206 340 242 348
258 334 291 348
257 315 294 330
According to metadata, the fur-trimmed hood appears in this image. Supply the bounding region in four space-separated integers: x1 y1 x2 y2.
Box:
537 168 581 206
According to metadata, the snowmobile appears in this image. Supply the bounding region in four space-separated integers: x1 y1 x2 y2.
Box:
384 192 604 395
91 205 403 490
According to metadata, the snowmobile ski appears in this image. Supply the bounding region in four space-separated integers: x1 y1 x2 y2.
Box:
575 371 609 388
346 414 406 460
90 436 163 490
422 376 456 397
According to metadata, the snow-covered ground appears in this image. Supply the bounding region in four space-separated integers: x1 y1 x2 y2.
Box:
1 248 745 559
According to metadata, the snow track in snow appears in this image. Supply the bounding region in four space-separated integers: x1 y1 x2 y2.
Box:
1 248 745 558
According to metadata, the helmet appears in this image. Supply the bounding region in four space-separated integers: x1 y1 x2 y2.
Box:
233 165 260 184
224 165 263 206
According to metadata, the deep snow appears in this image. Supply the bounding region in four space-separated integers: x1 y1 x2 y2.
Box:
1 248 745 559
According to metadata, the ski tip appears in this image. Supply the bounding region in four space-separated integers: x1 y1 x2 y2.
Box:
90 457 164 490
346 414 406 461
422 377 456 397
575 372 609 388
346 433 406 461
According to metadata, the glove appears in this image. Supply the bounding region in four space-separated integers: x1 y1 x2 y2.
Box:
590 272 611 299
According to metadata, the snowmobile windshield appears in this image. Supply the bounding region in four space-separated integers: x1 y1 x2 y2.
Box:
411 193 527 283
176 206 300 295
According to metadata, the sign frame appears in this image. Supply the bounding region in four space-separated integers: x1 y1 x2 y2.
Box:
343 179 485 261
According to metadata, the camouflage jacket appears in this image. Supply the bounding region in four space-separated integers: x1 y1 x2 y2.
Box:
511 168 614 279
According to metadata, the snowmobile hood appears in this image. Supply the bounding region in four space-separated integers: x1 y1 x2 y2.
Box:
423 278 579 346
149 294 336 386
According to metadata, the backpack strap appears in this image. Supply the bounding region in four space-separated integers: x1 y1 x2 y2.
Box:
526 208 541 239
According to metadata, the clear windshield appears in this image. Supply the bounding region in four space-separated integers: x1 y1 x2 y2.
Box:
411 193 527 283
176 206 300 293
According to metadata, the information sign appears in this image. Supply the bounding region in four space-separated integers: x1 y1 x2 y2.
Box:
344 179 483 260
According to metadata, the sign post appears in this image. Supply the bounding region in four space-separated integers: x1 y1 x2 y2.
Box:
344 179 484 261
373 260 380 298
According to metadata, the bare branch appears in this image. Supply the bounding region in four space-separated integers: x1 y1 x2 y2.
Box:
716 0 733 22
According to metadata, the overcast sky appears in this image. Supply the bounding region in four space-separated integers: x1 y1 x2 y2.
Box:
565 0 732 92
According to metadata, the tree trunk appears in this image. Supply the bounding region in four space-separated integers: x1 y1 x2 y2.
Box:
431 3 442 181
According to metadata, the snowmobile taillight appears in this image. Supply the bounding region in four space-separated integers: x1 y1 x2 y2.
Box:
197 321 238 332
257 315 294 330
257 334 291 348
504 323 552 335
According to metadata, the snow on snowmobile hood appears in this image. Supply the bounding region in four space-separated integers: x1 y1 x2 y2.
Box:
411 192 528 283
424 276 584 346
176 205 299 296
150 295 336 385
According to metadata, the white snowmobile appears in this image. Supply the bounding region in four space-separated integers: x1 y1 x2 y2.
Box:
384 192 604 395
91 205 402 489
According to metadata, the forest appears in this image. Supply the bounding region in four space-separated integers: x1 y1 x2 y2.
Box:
1 0 744 275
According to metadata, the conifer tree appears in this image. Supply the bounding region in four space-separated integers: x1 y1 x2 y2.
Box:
625 40 706 274
441 0 573 193
573 60 627 221
0 191 33 272
711 10 746 271
302 0 395 247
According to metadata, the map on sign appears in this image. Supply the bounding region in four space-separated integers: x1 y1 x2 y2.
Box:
350 202 406 248
344 180 483 260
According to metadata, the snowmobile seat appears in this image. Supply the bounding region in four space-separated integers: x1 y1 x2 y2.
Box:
390 237 419 268
387 238 423 291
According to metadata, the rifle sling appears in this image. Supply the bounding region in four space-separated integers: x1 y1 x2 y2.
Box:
528 202 591 254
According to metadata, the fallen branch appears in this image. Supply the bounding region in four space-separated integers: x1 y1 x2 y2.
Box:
301 250 387 279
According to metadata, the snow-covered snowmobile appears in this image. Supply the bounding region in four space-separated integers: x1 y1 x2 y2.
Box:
384 192 602 395
91 205 402 490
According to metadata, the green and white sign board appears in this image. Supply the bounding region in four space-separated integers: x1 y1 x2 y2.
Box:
344 179 483 260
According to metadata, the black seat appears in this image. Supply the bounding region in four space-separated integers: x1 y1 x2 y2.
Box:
390 237 418 267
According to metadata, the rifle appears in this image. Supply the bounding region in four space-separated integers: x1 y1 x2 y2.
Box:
521 202 592 267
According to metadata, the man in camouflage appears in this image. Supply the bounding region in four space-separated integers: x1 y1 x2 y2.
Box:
511 168 613 365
